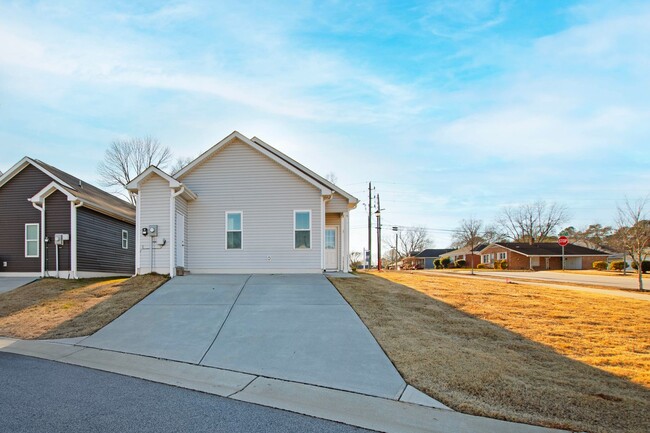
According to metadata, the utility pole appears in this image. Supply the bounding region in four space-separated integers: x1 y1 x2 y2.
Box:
367 182 374 269
375 194 382 271
393 226 399 270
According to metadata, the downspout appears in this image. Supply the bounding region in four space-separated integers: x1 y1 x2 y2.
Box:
322 192 333 272
71 201 83 279
169 186 185 277
31 201 45 278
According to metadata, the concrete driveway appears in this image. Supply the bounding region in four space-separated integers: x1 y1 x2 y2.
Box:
79 274 406 399
0 277 35 294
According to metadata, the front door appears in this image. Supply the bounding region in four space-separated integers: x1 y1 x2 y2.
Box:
325 226 338 271
175 212 185 267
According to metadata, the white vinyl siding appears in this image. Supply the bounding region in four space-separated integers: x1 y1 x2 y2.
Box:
175 196 188 268
139 176 170 274
325 193 349 213
294 210 311 249
25 223 39 258
121 230 128 249
226 212 243 250
180 139 322 272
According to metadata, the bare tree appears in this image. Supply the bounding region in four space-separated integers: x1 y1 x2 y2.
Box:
482 224 507 244
560 224 613 250
453 218 484 274
615 197 650 291
98 136 172 204
385 227 432 259
496 201 569 244
169 156 194 175
349 251 363 270
325 172 338 184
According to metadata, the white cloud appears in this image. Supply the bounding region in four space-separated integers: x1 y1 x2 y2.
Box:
430 5 650 159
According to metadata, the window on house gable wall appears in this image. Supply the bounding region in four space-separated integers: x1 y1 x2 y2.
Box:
294 210 311 249
122 230 129 249
497 252 507 260
482 254 492 264
226 212 242 249
25 223 39 258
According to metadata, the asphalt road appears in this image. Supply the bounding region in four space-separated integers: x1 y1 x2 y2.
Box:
0 352 373 433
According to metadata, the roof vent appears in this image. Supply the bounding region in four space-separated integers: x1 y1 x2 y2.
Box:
78 180 83 188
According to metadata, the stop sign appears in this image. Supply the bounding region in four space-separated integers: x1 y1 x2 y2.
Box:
558 236 569 247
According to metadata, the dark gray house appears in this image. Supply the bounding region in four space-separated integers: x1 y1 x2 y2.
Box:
0 157 135 278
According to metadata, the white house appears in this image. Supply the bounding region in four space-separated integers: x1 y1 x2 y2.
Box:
126 131 358 276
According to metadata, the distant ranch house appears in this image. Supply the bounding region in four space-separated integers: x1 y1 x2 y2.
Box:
126 131 358 276
441 244 488 268
414 249 455 269
0 157 136 278
479 242 609 271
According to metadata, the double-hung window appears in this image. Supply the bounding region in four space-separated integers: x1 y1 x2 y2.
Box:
121 230 129 249
294 210 311 249
497 252 507 260
482 254 492 264
25 223 39 258
226 212 242 249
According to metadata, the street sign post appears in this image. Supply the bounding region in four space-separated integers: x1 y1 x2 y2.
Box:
558 236 569 270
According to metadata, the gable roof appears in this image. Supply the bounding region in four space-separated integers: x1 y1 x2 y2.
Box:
0 157 135 223
174 131 358 207
488 242 609 257
415 249 455 258
125 166 197 201
443 244 489 256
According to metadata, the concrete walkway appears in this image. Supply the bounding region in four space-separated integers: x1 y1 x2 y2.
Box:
0 337 566 433
79 274 406 399
0 277 35 294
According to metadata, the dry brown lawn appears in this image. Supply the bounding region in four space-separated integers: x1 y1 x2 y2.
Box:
330 271 650 433
0 274 168 339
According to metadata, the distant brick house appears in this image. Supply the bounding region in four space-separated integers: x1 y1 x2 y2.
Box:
479 242 609 270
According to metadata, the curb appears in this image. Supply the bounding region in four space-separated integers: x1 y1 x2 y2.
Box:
0 338 566 433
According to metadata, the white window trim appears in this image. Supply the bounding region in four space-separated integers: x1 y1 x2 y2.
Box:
25 223 39 258
225 211 243 250
121 229 129 250
497 251 507 260
293 210 312 250
482 254 492 264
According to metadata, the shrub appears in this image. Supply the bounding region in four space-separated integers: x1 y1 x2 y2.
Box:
500 261 509 270
631 261 650 273
592 261 608 271
456 259 466 268
433 259 442 269
448 261 456 269
609 260 628 271
441 257 451 268
477 263 487 269
494 259 505 270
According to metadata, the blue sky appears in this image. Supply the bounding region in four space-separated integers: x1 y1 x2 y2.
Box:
1 0 648 251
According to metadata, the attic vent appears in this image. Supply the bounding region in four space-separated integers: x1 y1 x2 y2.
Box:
78 180 83 188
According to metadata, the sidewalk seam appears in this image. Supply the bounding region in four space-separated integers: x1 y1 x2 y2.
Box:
198 274 252 364
227 376 258 398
